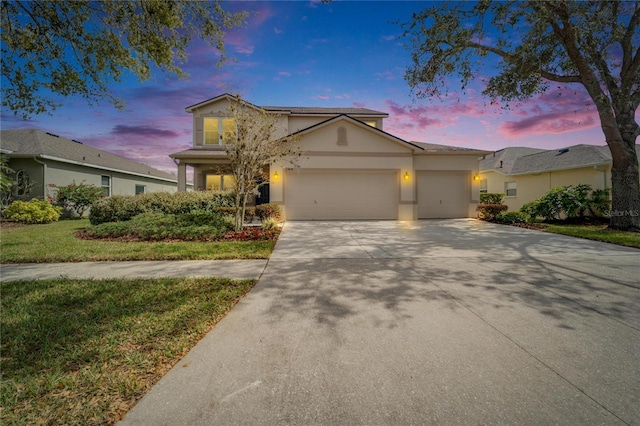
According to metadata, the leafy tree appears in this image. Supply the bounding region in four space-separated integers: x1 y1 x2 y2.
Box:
0 154 14 194
402 1 640 231
52 182 105 217
1 0 247 118
225 96 300 231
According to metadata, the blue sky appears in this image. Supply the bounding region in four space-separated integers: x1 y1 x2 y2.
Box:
1 0 609 175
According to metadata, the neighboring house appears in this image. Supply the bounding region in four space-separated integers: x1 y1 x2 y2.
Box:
170 94 490 220
479 144 640 211
1 129 180 202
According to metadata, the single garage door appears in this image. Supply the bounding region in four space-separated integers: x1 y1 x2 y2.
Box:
418 171 469 219
285 170 399 220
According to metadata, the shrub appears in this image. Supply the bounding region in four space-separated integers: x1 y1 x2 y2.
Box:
479 193 505 204
255 203 283 221
52 183 105 217
476 203 508 221
83 211 234 241
520 185 610 223
261 217 279 230
89 191 236 225
2 199 62 224
497 211 526 224
214 207 255 222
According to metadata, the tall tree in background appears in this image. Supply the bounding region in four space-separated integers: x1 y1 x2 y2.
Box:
225 96 300 231
402 0 639 231
1 0 246 118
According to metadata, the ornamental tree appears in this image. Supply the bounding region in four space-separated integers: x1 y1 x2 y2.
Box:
402 0 639 231
1 0 246 118
225 96 301 231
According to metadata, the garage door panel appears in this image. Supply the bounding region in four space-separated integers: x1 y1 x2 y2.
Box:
418 172 469 219
285 171 398 220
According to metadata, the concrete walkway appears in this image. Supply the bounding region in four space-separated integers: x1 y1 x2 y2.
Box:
0 260 267 282
119 220 640 425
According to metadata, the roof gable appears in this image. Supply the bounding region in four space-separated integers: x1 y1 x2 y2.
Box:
291 114 422 153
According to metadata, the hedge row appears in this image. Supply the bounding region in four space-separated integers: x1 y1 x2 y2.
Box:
89 191 284 225
89 191 235 225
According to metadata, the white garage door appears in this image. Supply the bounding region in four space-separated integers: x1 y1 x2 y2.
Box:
285 170 399 220
418 171 469 219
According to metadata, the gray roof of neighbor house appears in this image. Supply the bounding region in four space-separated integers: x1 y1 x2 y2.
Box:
481 144 639 175
0 129 178 182
185 93 388 117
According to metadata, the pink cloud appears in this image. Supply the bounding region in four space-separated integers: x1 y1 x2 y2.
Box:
278 71 291 77
498 87 599 137
382 35 395 41
274 27 283 34
315 95 330 100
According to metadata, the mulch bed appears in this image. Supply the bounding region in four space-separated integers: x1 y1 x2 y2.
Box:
73 227 280 243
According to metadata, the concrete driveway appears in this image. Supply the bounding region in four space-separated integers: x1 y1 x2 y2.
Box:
120 219 640 425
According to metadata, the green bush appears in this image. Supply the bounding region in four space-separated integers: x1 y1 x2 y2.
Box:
52 183 104 217
261 217 279 230
519 185 610 223
214 207 256 222
479 193 505 204
497 211 526 224
255 203 283 221
83 211 234 241
476 203 508 221
2 199 62 224
89 191 236 225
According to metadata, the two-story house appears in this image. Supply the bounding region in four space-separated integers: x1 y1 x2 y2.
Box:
170 94 490 221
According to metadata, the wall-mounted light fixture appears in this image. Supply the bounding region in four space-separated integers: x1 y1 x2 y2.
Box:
404 171 410 181
473 174 480 181
273 171 279 181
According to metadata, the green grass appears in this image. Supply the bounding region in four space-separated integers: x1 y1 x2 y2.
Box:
0 277 256 425
0 219 275 263
542 223 640 249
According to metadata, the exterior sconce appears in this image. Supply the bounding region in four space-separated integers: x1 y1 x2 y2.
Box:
273 171 279 181
473 174 480 181
404 171 410 181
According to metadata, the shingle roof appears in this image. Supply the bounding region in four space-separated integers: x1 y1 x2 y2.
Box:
480 144 639 175
184 93 388 116
479 147 547 173
263 106 387 116
411 141 491 155
1 129 177 182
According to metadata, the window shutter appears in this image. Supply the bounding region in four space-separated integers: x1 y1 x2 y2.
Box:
195 117 204 146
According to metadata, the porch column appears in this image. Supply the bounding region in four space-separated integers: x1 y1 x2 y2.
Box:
177 161 187 192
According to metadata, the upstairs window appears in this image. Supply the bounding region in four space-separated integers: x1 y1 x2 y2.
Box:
204 117 236 145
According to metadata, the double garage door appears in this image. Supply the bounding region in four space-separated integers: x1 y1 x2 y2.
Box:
285 170 399 220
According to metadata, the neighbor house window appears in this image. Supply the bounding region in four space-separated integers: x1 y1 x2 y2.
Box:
15 170 30 196
505 181 517 197
204 117 237 145
206 174 236 191
480 179 488 193
101 175 111 197
135 184 146 195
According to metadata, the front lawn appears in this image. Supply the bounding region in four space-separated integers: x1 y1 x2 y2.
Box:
0 277 256 425
0 219 275 263
542 223 640 249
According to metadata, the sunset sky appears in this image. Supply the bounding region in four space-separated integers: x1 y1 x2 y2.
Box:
1 1 615 176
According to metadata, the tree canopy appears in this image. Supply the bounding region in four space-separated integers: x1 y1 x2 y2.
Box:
402 0 640 230
1 0 246 118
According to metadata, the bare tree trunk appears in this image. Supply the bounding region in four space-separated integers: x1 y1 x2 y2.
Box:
608 138 640 231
